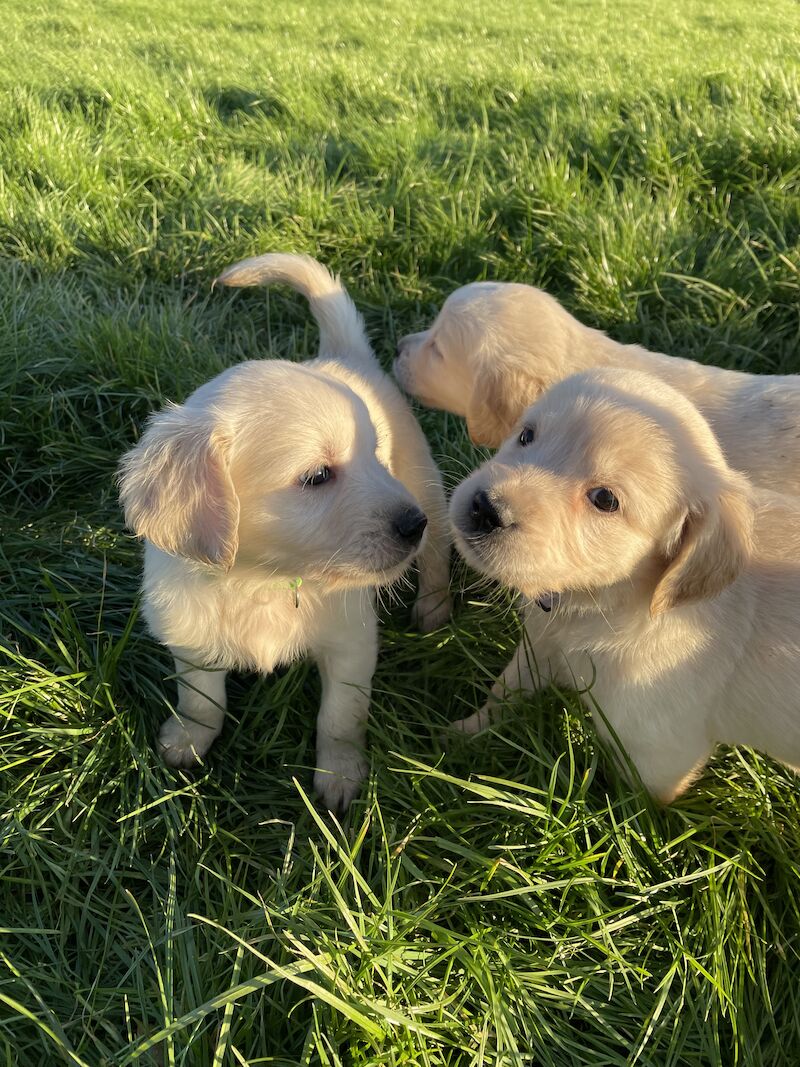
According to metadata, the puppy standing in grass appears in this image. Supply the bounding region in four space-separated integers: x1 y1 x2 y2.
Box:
395 282 800 494
449 367 800 801
119 254 451 812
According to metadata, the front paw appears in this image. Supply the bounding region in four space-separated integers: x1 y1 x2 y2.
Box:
446 705 494 736
314 744 368 814
158 714 221 768
411 590 452 633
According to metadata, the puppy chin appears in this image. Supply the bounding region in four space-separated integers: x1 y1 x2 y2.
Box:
451 526 492 574
452 524 548 599
367 544 424 586
392 360 437 407
326 546 422 590
410 391 440 410
392 358 413 393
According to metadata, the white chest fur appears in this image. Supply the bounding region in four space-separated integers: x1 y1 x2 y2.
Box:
141 545 372 673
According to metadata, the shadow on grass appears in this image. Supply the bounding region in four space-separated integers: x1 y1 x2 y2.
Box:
203 85 288 123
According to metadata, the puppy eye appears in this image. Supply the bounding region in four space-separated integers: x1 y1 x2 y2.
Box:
300 466 333 488
518 426 535 446
587 487 619 513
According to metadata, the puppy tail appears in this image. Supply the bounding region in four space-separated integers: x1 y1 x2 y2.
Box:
215 253 376 370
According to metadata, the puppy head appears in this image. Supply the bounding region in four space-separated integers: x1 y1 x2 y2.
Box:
393 285 495 418
450 368 753 614
119 361 428 587
394 282 578 447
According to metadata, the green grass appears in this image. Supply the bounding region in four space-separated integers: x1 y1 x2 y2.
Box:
2 0 800 1062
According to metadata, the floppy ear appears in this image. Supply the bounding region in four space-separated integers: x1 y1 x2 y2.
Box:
118 405 240 569
650 478 753 617
466 364 544 447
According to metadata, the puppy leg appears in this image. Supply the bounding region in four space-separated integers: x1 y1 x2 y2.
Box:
312 606 379 813
158 647 227 768
597 708 712 802
411 531 452 632
605 721 712 803
450 636 558 734
397 440 452 633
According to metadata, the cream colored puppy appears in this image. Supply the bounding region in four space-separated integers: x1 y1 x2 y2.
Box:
448 366 800 801
119 254 451 813
394 282 800 494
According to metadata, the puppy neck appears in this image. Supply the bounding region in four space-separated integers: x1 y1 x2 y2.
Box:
542 562 661 623
193 558 324 609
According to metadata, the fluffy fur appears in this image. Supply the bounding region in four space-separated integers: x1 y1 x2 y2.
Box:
394 281 800 494
119 254 451 812
448 367 800 801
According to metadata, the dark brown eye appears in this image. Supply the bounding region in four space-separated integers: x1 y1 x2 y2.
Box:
301 466 333 487
518 426 535 446
587 487 619 513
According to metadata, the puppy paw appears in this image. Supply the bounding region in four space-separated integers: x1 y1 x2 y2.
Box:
314 745 368 814
445 705 493 736
158 715 221 769
411 591 452 633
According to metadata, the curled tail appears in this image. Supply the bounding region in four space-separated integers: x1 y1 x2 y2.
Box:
215 253 375 371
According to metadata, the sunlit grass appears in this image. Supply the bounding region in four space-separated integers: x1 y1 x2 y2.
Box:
2 0 800 1062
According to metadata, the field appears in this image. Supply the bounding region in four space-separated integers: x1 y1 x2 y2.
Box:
3 0 800 1063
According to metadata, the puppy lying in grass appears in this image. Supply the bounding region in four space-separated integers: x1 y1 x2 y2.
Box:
119 254 451 812
395 282 800 494
448 367 800 801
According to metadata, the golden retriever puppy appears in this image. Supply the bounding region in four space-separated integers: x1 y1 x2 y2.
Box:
119 254 451 812
448 366 800 801
394 282 800 494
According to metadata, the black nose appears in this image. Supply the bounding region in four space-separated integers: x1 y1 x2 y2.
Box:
393 506 428 545
470 490 504 533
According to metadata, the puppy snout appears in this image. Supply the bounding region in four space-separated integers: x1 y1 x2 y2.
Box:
393 505 428 546
470 490 505 534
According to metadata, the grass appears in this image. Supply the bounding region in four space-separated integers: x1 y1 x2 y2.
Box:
2 0 800 1062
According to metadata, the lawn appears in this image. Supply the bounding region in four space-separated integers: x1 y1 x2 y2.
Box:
2 0 800 1063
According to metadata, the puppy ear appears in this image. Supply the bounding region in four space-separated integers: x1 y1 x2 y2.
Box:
650 478 753 617
466 364 544 447
118 406 240 569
